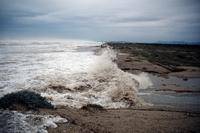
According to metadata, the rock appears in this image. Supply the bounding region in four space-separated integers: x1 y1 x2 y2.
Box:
0 90 54 110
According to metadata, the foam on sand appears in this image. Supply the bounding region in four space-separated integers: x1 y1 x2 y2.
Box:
0 110 67 133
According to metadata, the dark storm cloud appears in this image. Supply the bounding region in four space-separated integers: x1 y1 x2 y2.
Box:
0 0 200 42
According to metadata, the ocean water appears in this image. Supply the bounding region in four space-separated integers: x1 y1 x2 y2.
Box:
0 40 152 108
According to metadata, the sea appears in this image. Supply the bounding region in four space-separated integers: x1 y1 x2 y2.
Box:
0 40 152 109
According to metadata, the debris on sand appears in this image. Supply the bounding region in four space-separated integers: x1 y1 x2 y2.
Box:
81 104 105 112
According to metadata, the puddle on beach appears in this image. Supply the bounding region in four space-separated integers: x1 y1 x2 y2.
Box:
148 73 200 90
138 73 200 112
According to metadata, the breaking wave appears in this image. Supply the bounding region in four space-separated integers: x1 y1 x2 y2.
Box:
0 40 152 109
33 46 152 108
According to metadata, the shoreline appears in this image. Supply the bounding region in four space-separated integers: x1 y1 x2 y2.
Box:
1 43 200 133
46 43 200 132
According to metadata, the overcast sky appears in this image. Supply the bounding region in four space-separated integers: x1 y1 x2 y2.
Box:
0 0 200 42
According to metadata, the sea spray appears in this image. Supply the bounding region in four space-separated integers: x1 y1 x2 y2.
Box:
39 46 153 108
131 73 153 90
0 40 153 108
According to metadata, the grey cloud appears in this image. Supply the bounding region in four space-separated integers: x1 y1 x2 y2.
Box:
0 0 200 42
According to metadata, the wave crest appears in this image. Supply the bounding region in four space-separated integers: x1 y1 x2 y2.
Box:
35 46 152 108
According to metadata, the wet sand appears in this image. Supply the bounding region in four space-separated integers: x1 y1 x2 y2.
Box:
40 106 200 133
45 43 200 133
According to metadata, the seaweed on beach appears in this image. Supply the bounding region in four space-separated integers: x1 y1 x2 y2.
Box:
0 90 54 110
81 104 105 112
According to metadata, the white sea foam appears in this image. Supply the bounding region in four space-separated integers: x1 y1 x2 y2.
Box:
35 45 152 108
0 110 68 133
0 40 153 108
